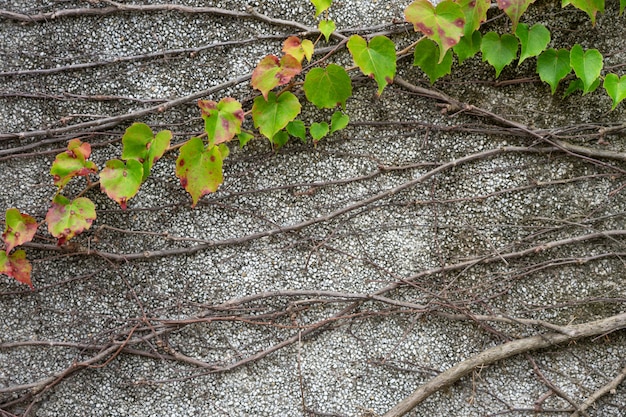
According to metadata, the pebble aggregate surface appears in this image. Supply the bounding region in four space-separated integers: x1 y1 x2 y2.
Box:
1 1 626 416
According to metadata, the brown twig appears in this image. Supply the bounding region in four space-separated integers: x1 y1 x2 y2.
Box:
382 312 626 417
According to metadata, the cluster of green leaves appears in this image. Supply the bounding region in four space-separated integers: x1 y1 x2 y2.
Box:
2 0 625 288
406 0 626 109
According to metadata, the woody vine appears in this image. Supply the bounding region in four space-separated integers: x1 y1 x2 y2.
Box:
2 0 626 288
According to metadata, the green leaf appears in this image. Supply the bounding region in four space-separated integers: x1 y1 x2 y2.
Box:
50 138 98 189
347 35 396 95
515 23 550 66
570 44 603 95
496 0 536 32
413 38 453 84
271 131 290 148
563 77 601 97
330 111 349 134
319 20 335 42
121 122 172 182
603 73 626 110
0 249 33 289
537 48 571 94
251 54 302 100
310 0 332 16
310 122 329 142
286 120 307 142
567 0 604 25
404 0 465 63
621 0 625 15
175 137 227 207
237 131 254 148
99 159 143 210
45 195 96 246
2 208 37 254
457 0 490 35
453 30 482 65
252 92 302 140
198 98 244 146
283 36 314 63
303 64 352 109
481 32 518 78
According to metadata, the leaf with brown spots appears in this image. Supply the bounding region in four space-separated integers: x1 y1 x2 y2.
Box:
2 208 37 253
175 137 228 207
198 98 244 146
49 138 98 189
496 0 536 32
405 0 465 63
45 195 96 246
251 54 302 100
99 159 143 210
0 249 33 289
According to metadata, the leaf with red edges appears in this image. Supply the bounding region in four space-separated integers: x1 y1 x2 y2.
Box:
99 159 143 210
282 36 314 63
198 98 244 146
50 138 98 188
457 0 490 35
175 138 228 207
405 0 465 63
0 249 33 289
251 54 302 100
45 195 96 246
496 0 536 32
2 208 37 253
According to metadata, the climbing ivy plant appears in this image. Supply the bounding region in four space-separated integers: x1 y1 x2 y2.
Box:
2 0 626 288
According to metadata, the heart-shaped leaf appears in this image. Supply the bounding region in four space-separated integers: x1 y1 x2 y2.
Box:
50 138 98 189
603 73 626 110
570 44 603 95
287 120 307 142
347 35 396 95
282 37 314 63
251 54 302 100
303 64 352 109
99 159 143 210
319 20 335 43
310 122 329 142
121 123 172 182
413 38 453 84
310 0 332 16
0 249 33 289
45 195 96 246
496 0 536 32
515 23 550 66
537 48 571 94
453 30 482 65
330 111 349 134
252 92 302 140
481 32 518 78
2 208 37 253
565 0 604 25
175 137 227 207
405 0 465 63
198 98 244 146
